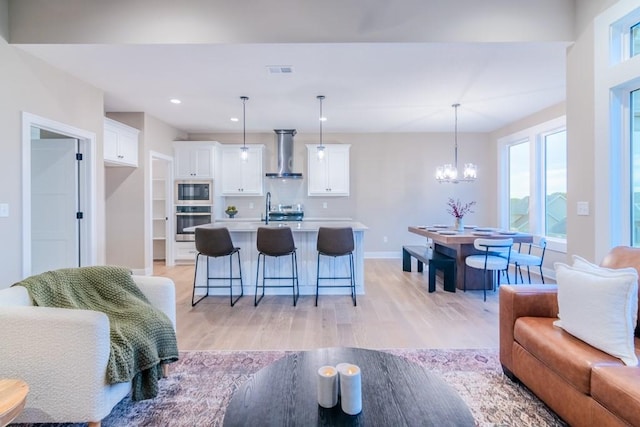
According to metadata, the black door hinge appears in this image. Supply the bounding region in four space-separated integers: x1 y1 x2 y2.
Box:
76 212 84 219
76 153 83 161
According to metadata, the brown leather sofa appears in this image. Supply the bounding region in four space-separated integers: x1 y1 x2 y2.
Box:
499 246 640 427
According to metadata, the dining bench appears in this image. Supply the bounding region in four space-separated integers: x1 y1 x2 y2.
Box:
402 245 456 292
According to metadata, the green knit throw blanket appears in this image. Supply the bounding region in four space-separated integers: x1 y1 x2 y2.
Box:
14 266 179 401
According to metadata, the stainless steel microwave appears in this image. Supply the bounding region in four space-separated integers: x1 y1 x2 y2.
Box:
175 180 212 204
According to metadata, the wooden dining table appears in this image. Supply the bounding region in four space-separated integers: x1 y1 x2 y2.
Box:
408 226 533 291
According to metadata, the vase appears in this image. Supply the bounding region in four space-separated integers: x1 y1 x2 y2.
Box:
454 218 464 231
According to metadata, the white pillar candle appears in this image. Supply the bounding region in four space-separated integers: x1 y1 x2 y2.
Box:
317 366 339 408
338 363 362 415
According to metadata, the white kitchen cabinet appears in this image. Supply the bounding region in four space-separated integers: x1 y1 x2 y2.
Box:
221 144 264 196
174 141 216 179
104 118 139 167
174 241 198 263
307 144 350 196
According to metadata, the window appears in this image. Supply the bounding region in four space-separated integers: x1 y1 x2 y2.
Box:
631 90 640 246
499 117 566 252
632 22 640 57
508 141 530 232
544 130 567 239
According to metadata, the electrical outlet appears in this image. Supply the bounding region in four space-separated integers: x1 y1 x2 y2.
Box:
249 202 254 209
323 202 328 209
383 236 388 243
0 203 8 218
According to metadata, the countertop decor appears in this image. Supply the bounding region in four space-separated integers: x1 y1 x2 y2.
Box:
447 198 475 230
225 206 238 218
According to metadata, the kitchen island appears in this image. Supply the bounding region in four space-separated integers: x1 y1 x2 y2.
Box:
187 221 368 297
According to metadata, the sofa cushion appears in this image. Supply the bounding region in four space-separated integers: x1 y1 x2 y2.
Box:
514 317 623 394
599 247 640 339
553 262 638 366
591 364 640 427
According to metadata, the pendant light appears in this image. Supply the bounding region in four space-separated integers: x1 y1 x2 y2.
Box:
240 96 249 161
316 95 326 160
435 103 477 183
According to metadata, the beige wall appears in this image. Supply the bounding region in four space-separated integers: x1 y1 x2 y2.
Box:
0 36 106 288
105 113 185 273
189 130 494 254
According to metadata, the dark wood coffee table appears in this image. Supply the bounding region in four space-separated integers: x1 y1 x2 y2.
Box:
223 347 474 426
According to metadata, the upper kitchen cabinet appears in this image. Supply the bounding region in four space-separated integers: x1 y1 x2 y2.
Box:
104 117 139 167
174 141 216 179
221 144 264 196
307 144 350 196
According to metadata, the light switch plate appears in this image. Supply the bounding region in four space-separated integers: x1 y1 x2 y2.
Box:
0 203 8 217
577 201 589 216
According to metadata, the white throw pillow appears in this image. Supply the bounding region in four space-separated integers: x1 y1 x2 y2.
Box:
553 262 639 366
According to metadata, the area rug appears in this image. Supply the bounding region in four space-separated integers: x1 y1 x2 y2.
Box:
16 348 566 427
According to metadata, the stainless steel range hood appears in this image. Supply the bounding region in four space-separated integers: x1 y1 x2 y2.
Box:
266 129 303 179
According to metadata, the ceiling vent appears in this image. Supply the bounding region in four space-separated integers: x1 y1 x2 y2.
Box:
267 65 294 74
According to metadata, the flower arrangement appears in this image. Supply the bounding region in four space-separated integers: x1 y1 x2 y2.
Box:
446 198 476 219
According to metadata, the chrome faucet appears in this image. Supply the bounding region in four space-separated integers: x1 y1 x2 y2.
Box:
265 191 271 224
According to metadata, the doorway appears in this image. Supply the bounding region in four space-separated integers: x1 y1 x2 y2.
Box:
22 112 97 278
149 151 174 270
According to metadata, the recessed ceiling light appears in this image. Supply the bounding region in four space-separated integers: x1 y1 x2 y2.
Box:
320 117 327 122
170 98 182 104
230 117 239 122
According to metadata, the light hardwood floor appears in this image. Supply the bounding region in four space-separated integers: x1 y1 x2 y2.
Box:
153 258 524 351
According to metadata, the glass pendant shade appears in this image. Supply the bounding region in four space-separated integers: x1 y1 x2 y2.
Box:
240 96 249 161
317 95 325 160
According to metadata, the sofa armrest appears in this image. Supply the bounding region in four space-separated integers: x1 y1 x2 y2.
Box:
499 285 559 373
133 275 176 329
0 306 113 413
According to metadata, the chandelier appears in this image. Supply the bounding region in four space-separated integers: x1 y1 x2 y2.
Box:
435 103 477 183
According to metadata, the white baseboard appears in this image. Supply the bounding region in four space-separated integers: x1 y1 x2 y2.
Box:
365 251 402 259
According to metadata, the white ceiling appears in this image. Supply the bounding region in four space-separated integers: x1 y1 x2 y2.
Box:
12 1 570 134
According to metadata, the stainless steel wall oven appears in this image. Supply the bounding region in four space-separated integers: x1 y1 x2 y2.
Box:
175 205 212 241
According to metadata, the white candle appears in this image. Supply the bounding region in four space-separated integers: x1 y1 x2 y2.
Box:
338 363 362 415
317 366 339 408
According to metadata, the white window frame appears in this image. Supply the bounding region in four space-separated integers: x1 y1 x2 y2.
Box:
594 1 640 261
498 116 567 253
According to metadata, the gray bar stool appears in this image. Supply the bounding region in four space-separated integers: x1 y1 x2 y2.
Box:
255 227 300 307
315 227 356 306
192 227 243 307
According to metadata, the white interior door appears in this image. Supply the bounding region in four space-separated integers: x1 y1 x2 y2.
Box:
31 138 79 274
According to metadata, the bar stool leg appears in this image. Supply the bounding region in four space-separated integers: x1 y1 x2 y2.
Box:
291 252 298 307
255 253 265 307
192 253 211 307
227 251 243 307
350 252 356 306
315 252 321 307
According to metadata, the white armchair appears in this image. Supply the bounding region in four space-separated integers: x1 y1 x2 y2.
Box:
0 275 176 427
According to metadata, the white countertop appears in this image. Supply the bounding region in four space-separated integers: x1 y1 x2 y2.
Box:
186 220 368 232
